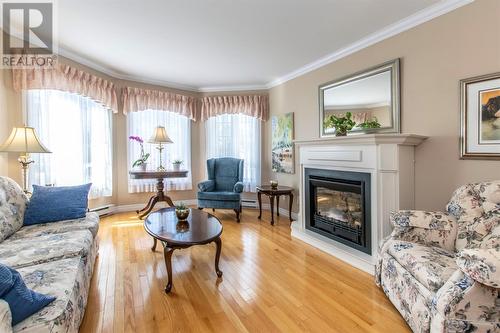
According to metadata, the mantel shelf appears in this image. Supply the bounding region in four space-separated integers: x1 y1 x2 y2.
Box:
293 133 428 146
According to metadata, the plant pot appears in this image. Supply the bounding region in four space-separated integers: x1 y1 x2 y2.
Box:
173 164 181 171
139 163 147 171
175 208 190 221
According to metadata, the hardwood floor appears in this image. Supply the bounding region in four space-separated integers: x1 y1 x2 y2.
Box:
80 208 410 333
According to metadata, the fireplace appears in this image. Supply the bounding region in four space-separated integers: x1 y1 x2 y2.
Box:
304 168 371 254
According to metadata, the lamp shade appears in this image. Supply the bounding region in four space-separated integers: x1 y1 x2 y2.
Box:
0 126 51 153
148 126 173 144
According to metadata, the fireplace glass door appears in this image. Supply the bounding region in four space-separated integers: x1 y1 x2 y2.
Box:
305 168 371 254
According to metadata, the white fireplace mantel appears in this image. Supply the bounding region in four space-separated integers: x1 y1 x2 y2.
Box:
292 134 427 274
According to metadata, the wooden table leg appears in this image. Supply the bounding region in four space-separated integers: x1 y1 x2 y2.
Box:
214 237 223 278
289 193 294 223
276 195 280 216
269 195 275 225
136 195 155 214
139 195 159 219
164 246 175 293
151 238 157 251
257 191 262 219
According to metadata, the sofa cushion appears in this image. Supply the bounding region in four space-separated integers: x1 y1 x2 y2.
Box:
0 177 28 242
23 184 91 226
0 230 93 269
387 240 458 292
0 264 55 325
8 213 99 241
13 255 94 333
197 191 241 202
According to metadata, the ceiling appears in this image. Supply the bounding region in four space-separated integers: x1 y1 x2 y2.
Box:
51 0 467 91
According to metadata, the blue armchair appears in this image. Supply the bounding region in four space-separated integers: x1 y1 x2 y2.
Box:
197 158 244 222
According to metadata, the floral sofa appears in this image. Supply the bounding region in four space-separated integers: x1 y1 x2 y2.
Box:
0 176 99 332
376 181 500 333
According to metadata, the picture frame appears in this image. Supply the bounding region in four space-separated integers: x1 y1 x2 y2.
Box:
460 72 500 160
272 112 294 174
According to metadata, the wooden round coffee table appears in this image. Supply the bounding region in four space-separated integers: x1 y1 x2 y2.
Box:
144 207 223 293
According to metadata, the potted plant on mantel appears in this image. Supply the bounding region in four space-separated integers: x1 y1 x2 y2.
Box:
172 159 183 171
129 135 150 170
324 114 382 136
323 112 356 136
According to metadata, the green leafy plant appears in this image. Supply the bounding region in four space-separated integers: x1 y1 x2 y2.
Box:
175 202 187 211
358 117 381 129
172 159 183 165
324 112 356 136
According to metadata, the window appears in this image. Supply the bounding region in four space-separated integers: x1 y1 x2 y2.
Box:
205 113 261 192
127 110 192 192
26 89 113 198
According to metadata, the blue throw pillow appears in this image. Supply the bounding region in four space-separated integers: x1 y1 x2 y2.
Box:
0 264 55 325
23 183 92 225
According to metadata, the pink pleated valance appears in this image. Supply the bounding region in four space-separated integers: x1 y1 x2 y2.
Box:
122 87 198 120
12 65 118 113
200 95 269 121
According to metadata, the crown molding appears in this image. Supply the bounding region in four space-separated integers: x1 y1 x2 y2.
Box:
57 47 201 92
265 0 474 88
198 84 269 93
10 0 472 93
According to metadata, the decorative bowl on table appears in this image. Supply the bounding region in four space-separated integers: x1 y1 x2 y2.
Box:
270 180 278 189
175 208 190 220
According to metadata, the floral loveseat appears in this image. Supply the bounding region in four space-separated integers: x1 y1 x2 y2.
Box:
0 176 99 332
376 181 500 332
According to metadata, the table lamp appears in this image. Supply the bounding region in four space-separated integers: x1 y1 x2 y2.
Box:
0 126 51 193
148 126 172 171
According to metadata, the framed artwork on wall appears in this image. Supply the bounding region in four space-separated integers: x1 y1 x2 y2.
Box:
272 112 294 174
460 72 500 159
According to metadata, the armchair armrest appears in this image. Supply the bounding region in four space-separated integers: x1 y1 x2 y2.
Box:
233 182 244 193
390 210 456 230
198 180 215 192
432 270 499 331
456 248 500 288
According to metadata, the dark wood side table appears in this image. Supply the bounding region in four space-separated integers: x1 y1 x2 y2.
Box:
129 170 188 219
256 185 294 225
144 207 223 293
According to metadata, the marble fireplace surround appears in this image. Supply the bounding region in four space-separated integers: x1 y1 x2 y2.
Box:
292 134 427 274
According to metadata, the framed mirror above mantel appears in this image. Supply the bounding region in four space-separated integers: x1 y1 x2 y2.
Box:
319 59 401 137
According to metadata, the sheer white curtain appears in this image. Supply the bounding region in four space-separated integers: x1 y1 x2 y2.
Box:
26 89 113 198
205 113 261 192
127 110 192 192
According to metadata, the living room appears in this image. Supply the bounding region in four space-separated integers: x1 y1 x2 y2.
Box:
0 0 498 332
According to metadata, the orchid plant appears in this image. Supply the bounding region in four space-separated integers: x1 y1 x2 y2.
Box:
129 135 150 168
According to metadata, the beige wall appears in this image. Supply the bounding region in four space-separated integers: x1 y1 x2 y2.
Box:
0 68 8 176
265 0 500 212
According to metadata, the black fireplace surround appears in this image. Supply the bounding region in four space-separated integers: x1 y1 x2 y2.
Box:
304 168 371 254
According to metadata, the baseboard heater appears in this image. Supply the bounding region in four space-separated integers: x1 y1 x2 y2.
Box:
241 199 258 208
88 205 115 217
